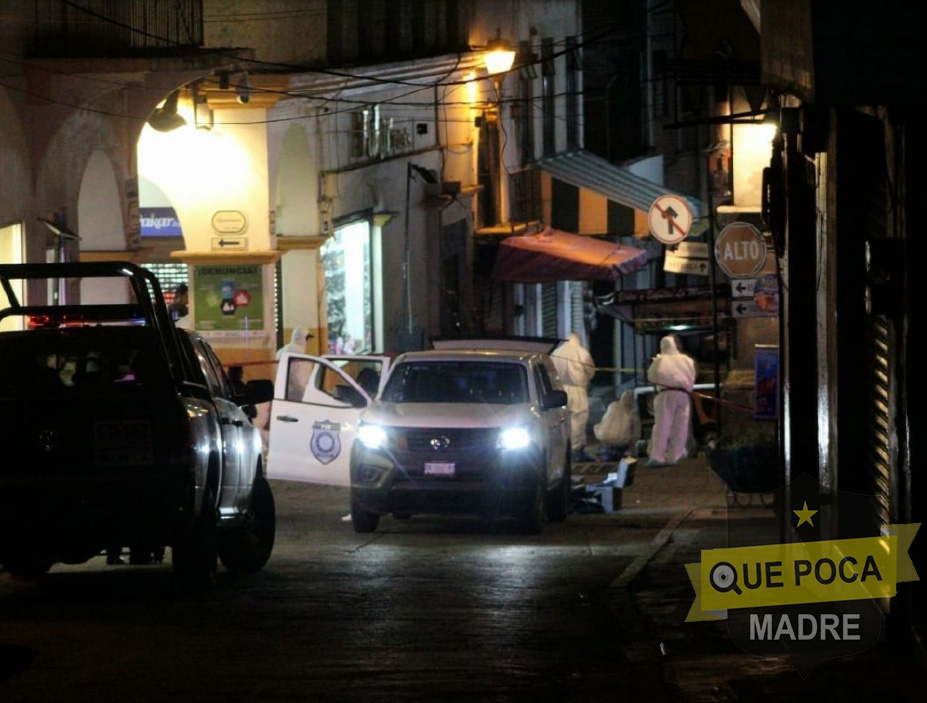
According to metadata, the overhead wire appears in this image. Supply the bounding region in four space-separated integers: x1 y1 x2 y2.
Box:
5 2 652 134
202 7 328 23
56 0 630 88
0 45 601 133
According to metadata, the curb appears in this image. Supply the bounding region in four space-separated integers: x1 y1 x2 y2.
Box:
608 508 693 589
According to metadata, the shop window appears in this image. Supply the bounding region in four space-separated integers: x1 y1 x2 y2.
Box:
322 219 373 353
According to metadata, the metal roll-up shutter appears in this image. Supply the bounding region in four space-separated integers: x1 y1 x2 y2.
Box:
570 281 585 336
860 315 894 533
541 282 558 337
839 111 895 543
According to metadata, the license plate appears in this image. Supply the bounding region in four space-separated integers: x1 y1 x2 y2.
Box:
424 461 455 477
93 420 154 466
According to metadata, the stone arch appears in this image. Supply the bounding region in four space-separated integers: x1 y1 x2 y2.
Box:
78 150 125 251
77 150 132 304
0 89 32 228
36 110 124 254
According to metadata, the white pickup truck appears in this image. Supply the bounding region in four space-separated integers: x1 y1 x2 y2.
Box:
266 338 572 533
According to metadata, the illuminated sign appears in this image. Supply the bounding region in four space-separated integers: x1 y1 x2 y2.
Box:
211 210 248 234
140 207 182 237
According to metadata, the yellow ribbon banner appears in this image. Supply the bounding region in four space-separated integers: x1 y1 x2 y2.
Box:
686 523 919 622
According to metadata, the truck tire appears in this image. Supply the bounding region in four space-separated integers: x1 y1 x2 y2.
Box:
3 558 53 578
521 479 547 535
218 475 276 574
351 494 380 533
547 450 571 523
172 486 219 592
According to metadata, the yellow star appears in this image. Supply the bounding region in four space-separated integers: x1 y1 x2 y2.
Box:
793 501 818 527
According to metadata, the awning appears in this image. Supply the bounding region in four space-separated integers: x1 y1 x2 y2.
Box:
535 150 703 218
491 227 649 283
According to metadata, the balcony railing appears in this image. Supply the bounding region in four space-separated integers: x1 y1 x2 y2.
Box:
28 0 203 58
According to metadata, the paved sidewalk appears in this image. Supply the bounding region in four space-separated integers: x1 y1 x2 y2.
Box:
599 455 927 702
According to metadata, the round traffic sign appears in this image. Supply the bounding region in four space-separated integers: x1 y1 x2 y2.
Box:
714 222 767 278
648 195 693 245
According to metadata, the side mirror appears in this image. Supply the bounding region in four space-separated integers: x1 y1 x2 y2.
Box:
245 378 275 405
543 389 568 409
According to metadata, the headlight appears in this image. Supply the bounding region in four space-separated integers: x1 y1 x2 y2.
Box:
357 424 388 449
499 426 531 451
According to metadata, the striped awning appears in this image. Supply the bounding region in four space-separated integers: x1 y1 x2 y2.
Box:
535 150 703 218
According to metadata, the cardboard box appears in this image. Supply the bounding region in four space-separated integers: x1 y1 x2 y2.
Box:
616 457 636 487
586 483 622 513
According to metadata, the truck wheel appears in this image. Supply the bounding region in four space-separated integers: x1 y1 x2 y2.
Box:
521 479 547 535
547 453 571 523
172 487 219 592
4 558 53 578
351 494 380 533
218 476 276 574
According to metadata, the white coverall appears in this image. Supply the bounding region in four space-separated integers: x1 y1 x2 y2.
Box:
276 325 312 360
552 333 596 455
646 335 696 464
265 325 315 448
593 390 641 453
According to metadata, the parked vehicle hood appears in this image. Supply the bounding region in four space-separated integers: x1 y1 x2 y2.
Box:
362 401 537 429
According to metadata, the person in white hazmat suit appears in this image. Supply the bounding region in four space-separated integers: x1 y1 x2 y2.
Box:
276 325 314 359
552 333 596 462
593 390 642 460
646 335 696 466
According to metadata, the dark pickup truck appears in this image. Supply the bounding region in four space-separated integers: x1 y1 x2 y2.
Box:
0 261 275 590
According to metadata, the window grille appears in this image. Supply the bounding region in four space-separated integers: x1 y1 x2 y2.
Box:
142 263 188 306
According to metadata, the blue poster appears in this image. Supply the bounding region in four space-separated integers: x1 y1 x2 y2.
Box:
140 207 182 237
754 345 779 420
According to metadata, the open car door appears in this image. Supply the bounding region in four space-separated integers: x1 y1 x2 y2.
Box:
267 354 390 486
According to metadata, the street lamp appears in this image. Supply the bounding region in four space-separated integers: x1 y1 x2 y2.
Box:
148 90 187 133
483 28 516 96
480 29 516 228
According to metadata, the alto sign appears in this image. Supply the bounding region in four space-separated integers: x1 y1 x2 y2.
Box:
714 222 767 278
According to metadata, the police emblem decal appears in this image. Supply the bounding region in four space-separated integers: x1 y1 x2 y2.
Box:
310 420 342 464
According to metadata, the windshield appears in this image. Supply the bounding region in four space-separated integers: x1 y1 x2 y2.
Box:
380 361 528 404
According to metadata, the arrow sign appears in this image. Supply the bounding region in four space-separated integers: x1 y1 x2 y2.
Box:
210 236 248 251
664 250 709 276
730 278 758 298
732 299 777 318
660 205 679 236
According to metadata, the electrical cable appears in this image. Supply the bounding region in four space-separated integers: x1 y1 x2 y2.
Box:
56 0 634 90
7 3 649 131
